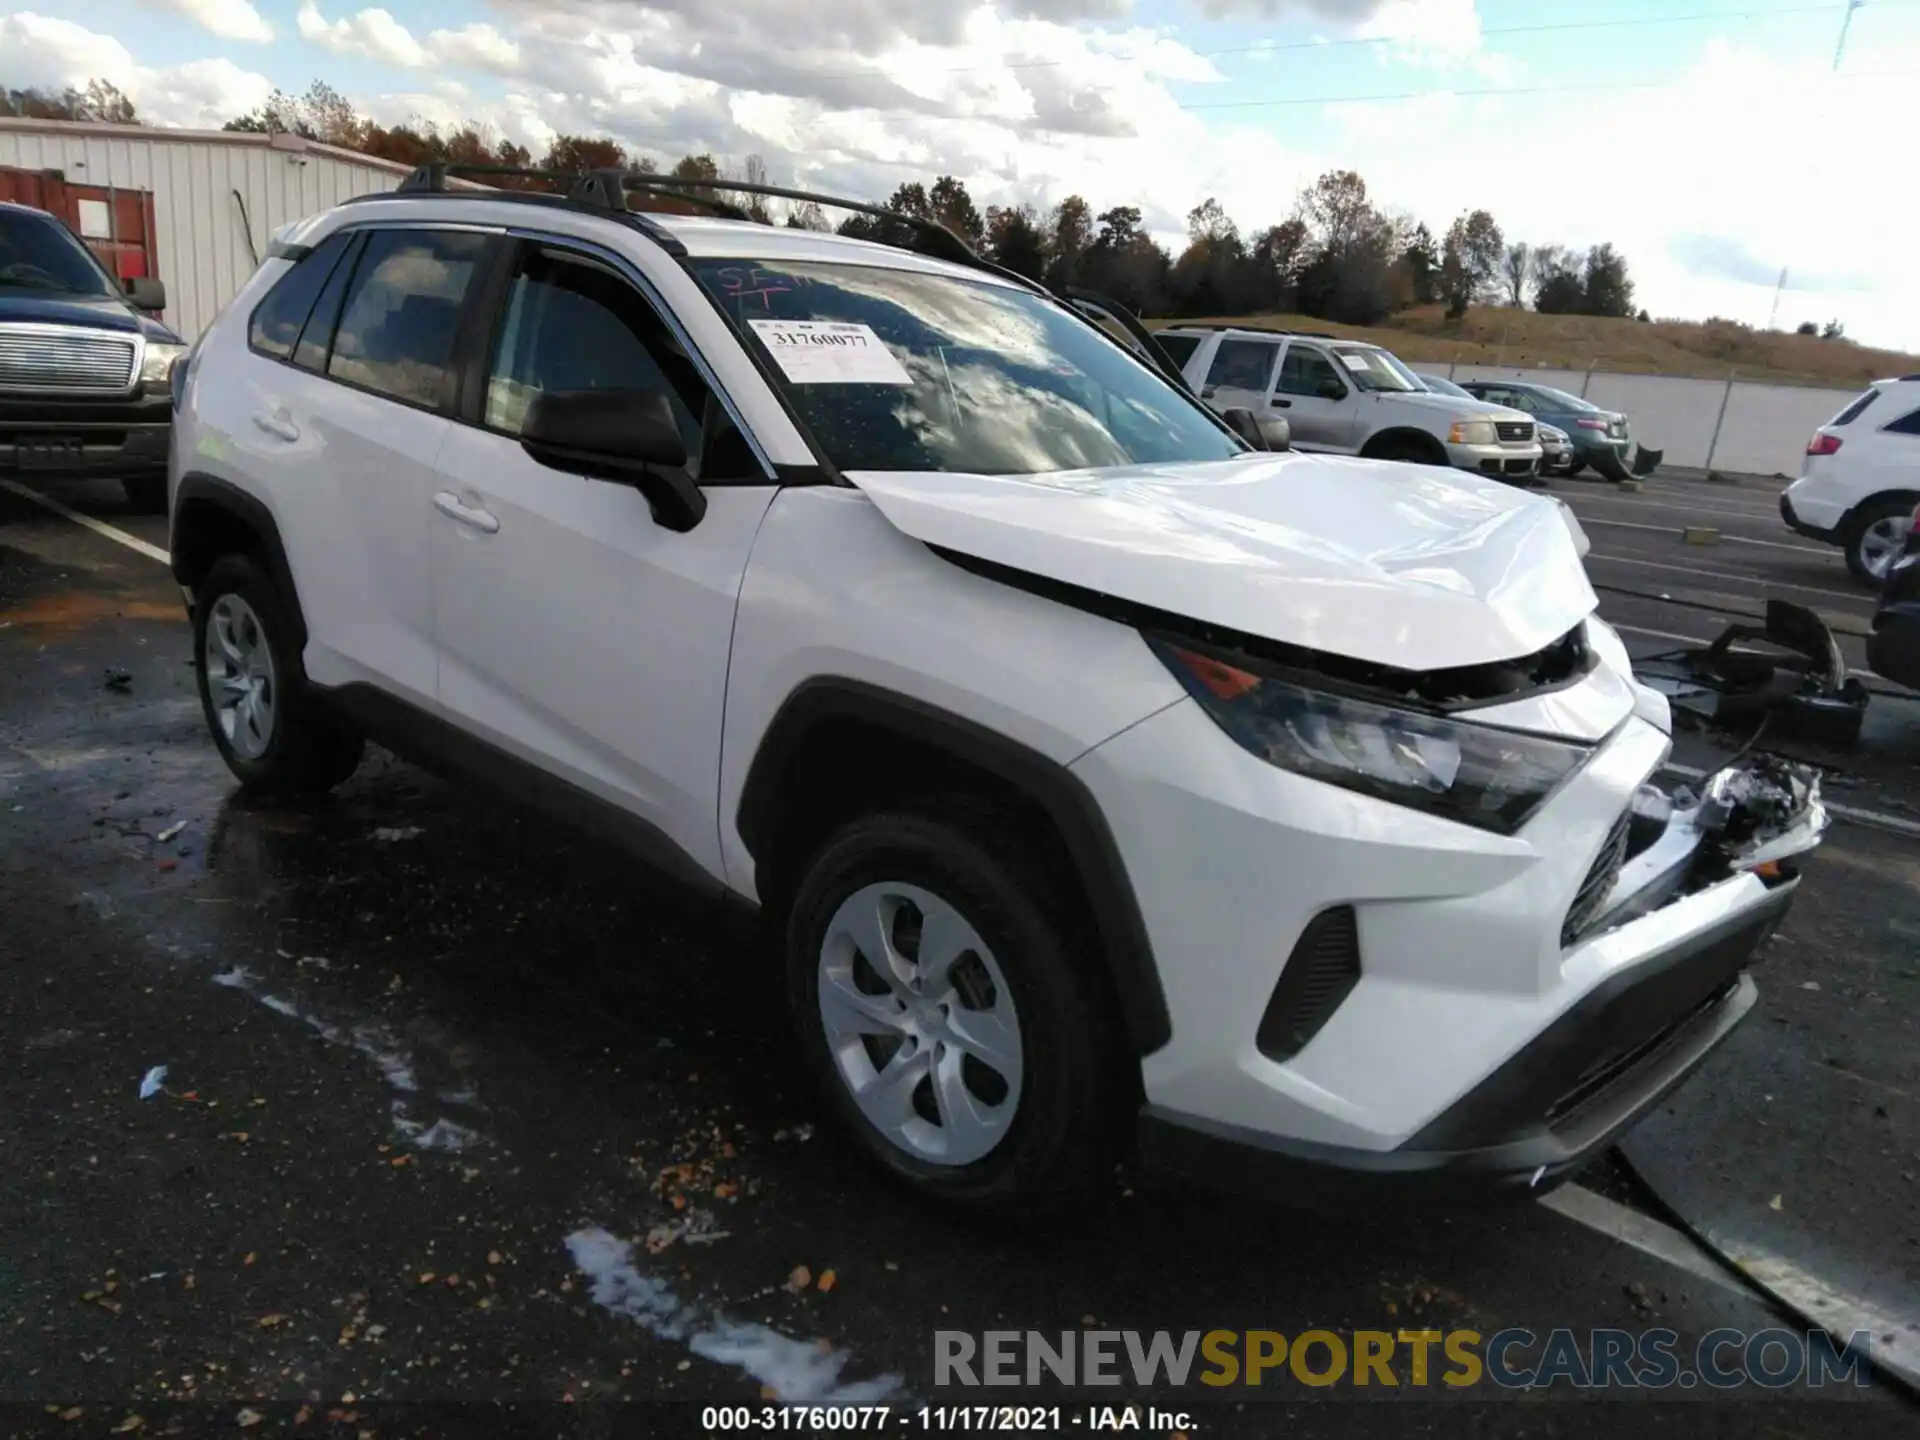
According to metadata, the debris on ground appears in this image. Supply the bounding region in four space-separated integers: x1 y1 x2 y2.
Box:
371 826 425 843
102 668 132 692
137 1066 167 1100
154 821 186 843
787 1265 812 1292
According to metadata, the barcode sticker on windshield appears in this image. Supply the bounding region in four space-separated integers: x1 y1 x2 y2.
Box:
747 320 913 385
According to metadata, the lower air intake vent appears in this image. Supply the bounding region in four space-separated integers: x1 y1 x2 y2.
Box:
1563 812 1632 947
1257 906 1361 1062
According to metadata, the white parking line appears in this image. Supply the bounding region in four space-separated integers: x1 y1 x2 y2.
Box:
1581 516 1831 555
0 479 170 566
1588 551 1865 606
1540 1184 1752 1298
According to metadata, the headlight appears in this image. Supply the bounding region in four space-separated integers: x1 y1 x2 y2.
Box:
1448 419 1496 445
1151 638 1594 833
141 340 188 388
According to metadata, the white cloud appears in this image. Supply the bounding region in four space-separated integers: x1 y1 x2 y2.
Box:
296 3 525 74
154 0 274 44
296 2 428 66
0 13 273 127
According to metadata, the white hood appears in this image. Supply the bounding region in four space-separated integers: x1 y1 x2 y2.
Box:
849 452 1596 671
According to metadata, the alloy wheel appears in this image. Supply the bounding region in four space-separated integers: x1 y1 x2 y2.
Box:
1858 516 1907 581
205 593 277 761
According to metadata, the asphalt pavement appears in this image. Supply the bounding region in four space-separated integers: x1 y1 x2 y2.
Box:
1 470 1916 1437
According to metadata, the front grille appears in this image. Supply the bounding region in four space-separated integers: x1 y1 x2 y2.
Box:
1495 420 1534 443
0 326 137 393
1256 906 1362 1061
1562 812 1632 947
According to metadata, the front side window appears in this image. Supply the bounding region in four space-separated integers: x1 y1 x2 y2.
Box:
693 259 1240 475
1277 346 1347 399
327 229 486 408
0 207 119 300
1207 339 1280 393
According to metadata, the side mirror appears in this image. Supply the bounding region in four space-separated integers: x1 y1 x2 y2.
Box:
124 276 166 312
520 389 706 533
1317 378 1348 401
1222 406 1287 452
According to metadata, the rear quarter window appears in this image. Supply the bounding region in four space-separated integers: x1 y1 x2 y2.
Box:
1881 405 1920 436
248 232 353 359
1155 333 1201 368
1830 389 1880 426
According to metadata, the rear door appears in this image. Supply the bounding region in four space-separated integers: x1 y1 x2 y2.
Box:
428 235 777 880
229 224 492 711
1273 341 1361 451
1199 337 1282 422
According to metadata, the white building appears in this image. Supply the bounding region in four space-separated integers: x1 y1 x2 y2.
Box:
0 118 423 339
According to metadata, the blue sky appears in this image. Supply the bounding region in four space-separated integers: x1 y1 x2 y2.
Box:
8 0 1920 346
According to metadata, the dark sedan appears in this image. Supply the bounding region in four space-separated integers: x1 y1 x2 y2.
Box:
1867 500 1920 690
1459 380 1633 480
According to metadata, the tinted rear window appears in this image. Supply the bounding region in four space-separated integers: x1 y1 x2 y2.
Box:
1156 333 1201 368
1832 389 1880 426
1882 406 1920 436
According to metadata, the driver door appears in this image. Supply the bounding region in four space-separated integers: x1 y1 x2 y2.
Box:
428 237 776 880
1273 342 1360 452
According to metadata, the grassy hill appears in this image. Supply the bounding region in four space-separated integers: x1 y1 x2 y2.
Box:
1154 305 1920 389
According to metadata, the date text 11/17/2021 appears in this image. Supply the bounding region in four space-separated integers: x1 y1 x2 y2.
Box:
698 1406 1195 1433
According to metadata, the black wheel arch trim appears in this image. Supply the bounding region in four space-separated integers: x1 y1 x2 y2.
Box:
170 473 308 650
736 677 1172 1056
1360 427 1449 461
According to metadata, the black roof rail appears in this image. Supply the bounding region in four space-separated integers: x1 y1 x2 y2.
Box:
1899 373 1920 382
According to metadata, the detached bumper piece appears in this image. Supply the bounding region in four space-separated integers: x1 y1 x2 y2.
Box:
1633 598 1869 747
1140 753 1827 1209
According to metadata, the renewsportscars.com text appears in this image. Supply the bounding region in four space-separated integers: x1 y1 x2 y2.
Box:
934 1327 1874 1391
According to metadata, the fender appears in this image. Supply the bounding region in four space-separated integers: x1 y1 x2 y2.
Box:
737 678 1172 1056
170 472 307 649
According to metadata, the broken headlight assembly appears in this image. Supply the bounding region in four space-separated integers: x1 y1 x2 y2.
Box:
1151 638 1595 834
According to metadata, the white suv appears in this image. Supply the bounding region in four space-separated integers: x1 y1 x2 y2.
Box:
167 170 1826 1212
1781 375 1920 584
1155 326 1545 482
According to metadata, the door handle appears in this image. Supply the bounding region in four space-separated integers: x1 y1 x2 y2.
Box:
433 491 500 534
252 411 300 442
1273 398 1292 409
1200 385 1217 399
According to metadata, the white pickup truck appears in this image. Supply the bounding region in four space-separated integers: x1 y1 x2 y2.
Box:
1155 325 1544 484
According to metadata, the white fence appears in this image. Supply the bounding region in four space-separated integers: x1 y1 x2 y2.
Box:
1444 363 1860 478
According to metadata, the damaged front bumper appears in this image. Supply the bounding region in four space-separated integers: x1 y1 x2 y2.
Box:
1137 754 1828 1207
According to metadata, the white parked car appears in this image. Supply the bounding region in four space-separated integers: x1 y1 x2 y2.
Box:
1156 326 1545 482
167 170 1826 1212
1782 375 1920 584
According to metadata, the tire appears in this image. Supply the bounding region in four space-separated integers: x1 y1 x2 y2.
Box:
192 553 364 793
783 803 1118 1212
121 473 168 515
1844 497 1915 587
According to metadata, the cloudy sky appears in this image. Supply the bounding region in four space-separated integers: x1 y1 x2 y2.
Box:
5 0 1918 346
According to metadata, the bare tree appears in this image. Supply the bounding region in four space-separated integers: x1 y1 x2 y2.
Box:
1502 242 1532 308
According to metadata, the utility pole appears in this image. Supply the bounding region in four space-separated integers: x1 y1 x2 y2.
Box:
1766 265 1790 330
1833 0 1865 72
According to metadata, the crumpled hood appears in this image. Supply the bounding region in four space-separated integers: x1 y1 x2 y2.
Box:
849 452 1596 671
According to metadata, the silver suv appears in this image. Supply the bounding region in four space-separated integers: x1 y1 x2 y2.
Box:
1156 326 1543 483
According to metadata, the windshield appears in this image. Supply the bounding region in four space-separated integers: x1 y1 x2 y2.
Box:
0 209 119 299
1417 373 1472 399
1332 345 1422 393
692 259 1241 475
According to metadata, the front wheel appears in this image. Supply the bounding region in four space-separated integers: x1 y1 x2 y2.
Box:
783 806 1117 1212
192 554 364 793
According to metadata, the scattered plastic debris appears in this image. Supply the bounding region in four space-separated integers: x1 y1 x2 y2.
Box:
1768 1194 1784 1211
103 668 132 692
138 1065 167 1100
371 826 424 843
155 821 186 844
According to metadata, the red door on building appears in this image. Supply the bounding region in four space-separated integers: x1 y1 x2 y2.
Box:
0 165 159 281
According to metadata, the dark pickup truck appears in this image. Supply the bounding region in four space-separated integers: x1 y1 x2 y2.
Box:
1 199 186 513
